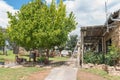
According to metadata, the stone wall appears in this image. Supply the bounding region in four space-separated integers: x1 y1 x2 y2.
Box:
103 22 120 52
111 22 120 48
83 63 120 76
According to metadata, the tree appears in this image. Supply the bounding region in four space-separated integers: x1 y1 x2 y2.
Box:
7 0 77 57
0 28 5 47
67 35 78 52
0 27 6 55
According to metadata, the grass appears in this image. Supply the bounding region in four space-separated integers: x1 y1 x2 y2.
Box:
0 50 69 62
0 51 69 80
81 68 120 80
0 50 15 62
0 67 44 80
0 50 29 62
49 56 69 62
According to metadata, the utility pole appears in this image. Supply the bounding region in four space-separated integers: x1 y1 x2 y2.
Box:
105 0 109 32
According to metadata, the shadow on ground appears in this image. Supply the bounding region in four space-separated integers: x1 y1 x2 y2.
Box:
22 60 68 67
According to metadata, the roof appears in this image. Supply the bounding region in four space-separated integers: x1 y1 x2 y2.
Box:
81 25 106 43
107 9 120 24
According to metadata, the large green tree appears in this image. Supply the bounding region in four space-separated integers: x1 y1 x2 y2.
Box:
7 0 77 54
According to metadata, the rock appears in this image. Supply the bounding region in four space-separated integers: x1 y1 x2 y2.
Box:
94 64 105 70
88 63 94 68
35 65 40 68
44 66 52 69
102 64 108 73
11 65 22 68
107 66 120 76
83 64 90 69
4 65 9 68
0 65 4 68
108 66 116 71
109 70 120 76
115 66 120 71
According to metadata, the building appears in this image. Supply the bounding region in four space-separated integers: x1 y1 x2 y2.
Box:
80 10 120 53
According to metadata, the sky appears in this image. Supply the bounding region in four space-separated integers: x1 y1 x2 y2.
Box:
0 0 120 36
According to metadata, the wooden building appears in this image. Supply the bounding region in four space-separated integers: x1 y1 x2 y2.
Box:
81 10 120 53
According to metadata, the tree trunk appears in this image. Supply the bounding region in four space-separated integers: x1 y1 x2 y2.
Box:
51 49 55 57
59 50 62 57
2 46 7 56
13 44 19 54
46 49 49 59
2 46 5 55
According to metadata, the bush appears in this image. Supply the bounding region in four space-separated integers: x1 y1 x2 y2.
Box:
84 45 120 66
37 56 46 63
84 51 104 64
105 45 120 66
37 56 49 64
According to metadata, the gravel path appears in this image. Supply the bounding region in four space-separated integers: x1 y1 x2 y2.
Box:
45 58 78 80
45 66 77 80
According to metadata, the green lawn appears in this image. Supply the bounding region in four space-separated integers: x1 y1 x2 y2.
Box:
0 67 44 80
0 50 69 62
0 51 69 80
0 50 29 62
81 68 120 80
49 56 69 61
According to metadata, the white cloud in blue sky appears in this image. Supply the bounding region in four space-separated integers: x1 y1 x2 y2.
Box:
64 0 120 35
0 0 120 36
0 0 18 28
45 0 52 4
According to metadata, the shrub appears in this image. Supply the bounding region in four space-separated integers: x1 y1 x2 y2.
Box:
84 45 120 66
37 56 46 63
105 45 120 66
84 51 104 64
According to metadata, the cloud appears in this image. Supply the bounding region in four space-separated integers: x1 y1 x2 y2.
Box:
0 0 18 28
64 0 120 36
45 0 52 4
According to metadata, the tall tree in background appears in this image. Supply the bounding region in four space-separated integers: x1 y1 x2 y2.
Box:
7 0 77 56
67 35 78 52
0 28 5 47
0 27 6 55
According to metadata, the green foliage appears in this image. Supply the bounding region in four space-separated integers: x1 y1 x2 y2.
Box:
0 28 5 47
37 56 46 63
0 50 29 62
84 51 104 64
49 56 69 61
0 67 43 80
66 35 78 51
84 45 120 66
81 68 108 77
105 45 120 66
7 0 77 50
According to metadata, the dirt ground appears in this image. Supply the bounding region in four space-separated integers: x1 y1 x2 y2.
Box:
77 70 107 80
25 68 107 80
25 69 51 80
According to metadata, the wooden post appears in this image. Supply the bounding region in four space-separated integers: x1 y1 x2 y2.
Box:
102 37 104 52
77 42 80 67
81 31 84 67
